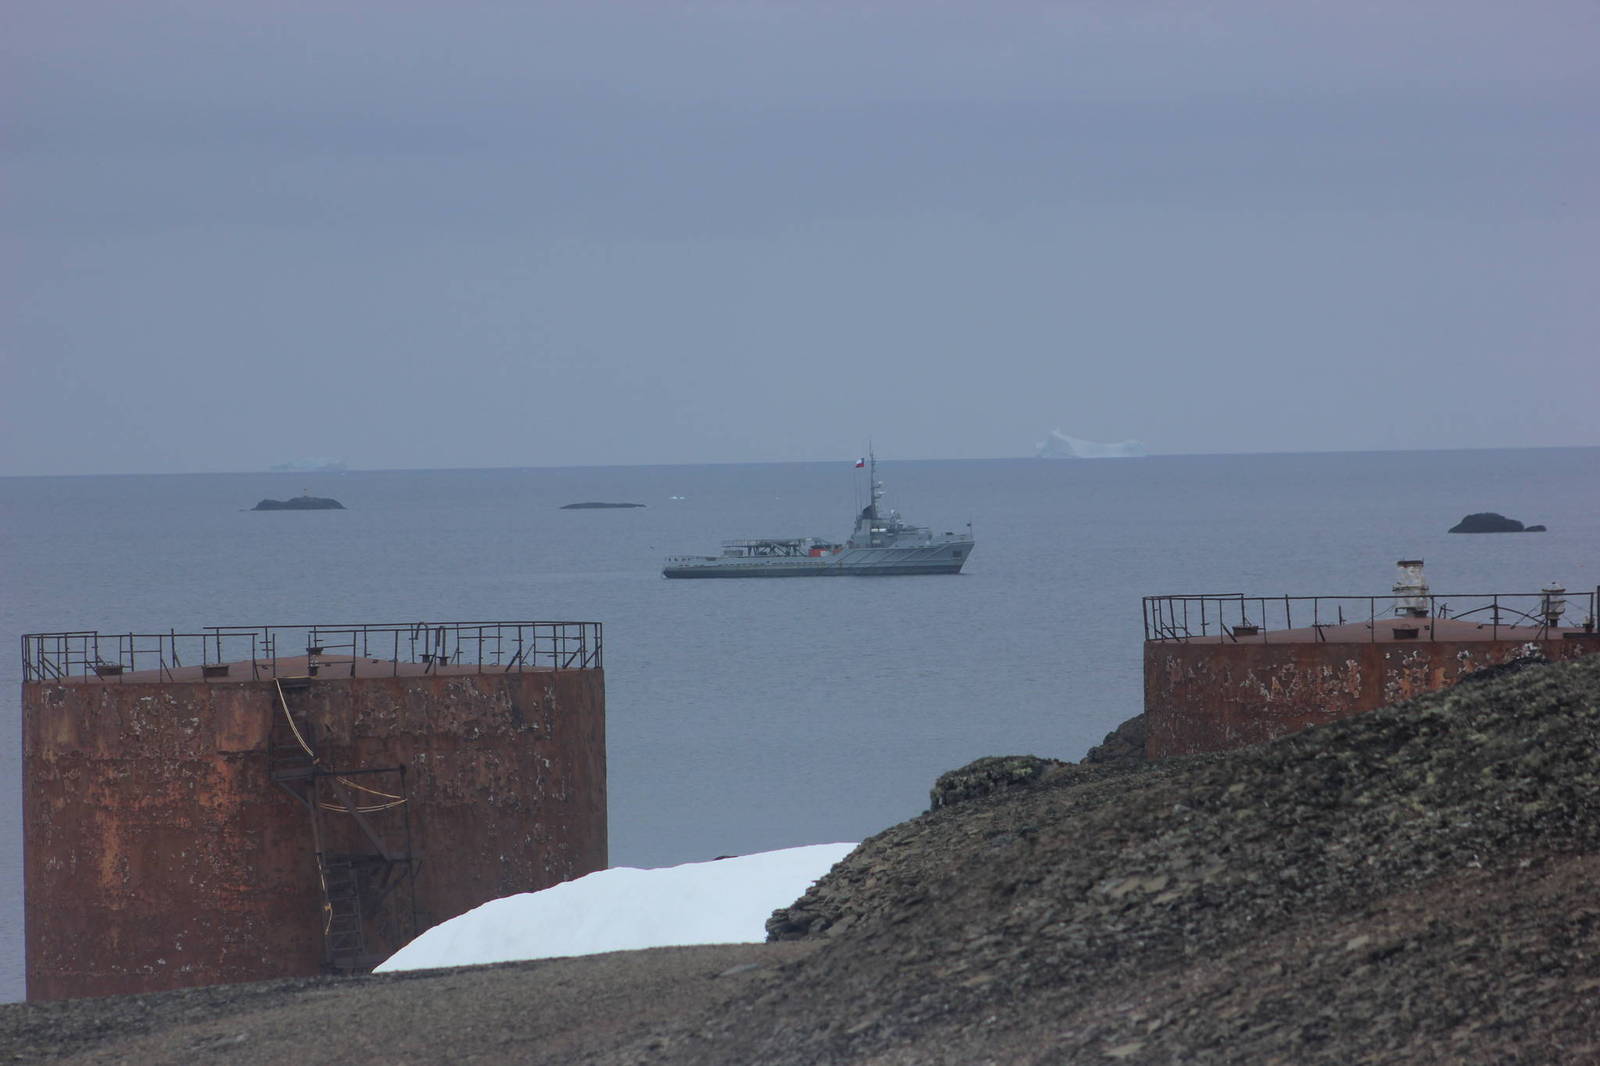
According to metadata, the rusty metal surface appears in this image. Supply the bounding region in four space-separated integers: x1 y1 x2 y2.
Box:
45 655 562 685
1144 634 1600 759
23 668 606 1001
1160 616 1589 645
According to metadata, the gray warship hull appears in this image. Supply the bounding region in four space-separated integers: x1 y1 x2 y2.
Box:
663 541 970 578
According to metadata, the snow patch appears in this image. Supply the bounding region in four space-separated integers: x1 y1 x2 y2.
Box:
374 842 857 973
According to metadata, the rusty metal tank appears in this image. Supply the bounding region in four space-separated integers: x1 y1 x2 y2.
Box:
1142 575 1600 759
21 621 606 1001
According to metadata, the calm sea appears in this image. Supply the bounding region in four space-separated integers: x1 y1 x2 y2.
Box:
3 448 1597 1001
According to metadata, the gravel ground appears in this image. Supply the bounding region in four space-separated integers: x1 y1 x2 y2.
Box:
7 654 1598 1065
2 943 816 1065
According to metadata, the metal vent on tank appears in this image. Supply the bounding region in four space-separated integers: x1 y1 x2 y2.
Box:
1393 559 1429 618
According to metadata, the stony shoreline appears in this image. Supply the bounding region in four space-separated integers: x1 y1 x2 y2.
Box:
7 656 1597 1064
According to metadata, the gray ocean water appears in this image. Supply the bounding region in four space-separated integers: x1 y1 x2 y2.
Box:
3 448 1597 1002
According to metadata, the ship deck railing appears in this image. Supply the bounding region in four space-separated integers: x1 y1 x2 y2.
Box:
713 538 819 558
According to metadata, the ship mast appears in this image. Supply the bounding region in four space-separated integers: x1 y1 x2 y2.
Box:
868 451 882 517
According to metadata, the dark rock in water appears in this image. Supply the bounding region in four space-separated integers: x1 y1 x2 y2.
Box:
1448 512 1540 533
560 501 646 510
252 496 345 511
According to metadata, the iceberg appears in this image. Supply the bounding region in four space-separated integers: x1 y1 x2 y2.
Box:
269 457 347 473
1034 431 1146 459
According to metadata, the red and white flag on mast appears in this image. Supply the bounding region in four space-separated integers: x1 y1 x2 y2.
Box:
854 457 866 468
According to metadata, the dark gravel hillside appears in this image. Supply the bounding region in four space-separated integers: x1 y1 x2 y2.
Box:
665 653 1600 1064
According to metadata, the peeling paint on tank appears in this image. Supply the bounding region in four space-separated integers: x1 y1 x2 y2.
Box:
23 667 606 1001
1146 634 1597 758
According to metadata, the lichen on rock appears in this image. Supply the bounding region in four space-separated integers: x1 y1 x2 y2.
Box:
928 754 1067 810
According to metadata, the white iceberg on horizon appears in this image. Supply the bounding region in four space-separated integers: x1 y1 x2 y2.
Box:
269 457 347 473
374 842 857 973
1035 431 1146 459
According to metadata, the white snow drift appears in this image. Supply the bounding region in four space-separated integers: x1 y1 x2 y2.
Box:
374 842 857 973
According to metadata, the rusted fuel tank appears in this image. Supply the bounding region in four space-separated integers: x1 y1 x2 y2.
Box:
1143 568 1600 758
22 621 606 1001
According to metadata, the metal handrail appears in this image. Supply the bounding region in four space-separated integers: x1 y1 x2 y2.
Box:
21 620 603 682
1142 588 1599 644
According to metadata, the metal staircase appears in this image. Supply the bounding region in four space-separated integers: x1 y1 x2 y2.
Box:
319 853 366 970
268 677 419 974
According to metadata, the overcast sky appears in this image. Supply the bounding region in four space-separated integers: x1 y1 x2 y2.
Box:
3 1 1595 475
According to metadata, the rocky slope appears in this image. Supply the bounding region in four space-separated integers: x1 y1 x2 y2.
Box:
674 653 1600 1064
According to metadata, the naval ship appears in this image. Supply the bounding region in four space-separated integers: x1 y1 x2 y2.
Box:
662 456 974 578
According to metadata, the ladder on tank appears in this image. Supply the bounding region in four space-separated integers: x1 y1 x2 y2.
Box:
268 677 420 974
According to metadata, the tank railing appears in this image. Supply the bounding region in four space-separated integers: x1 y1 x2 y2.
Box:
1143 589 1600 644
21 621 603 682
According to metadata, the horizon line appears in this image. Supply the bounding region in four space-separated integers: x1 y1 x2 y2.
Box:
2 442 1598 480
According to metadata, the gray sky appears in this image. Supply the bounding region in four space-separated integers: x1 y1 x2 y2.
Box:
3 1 1596 475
